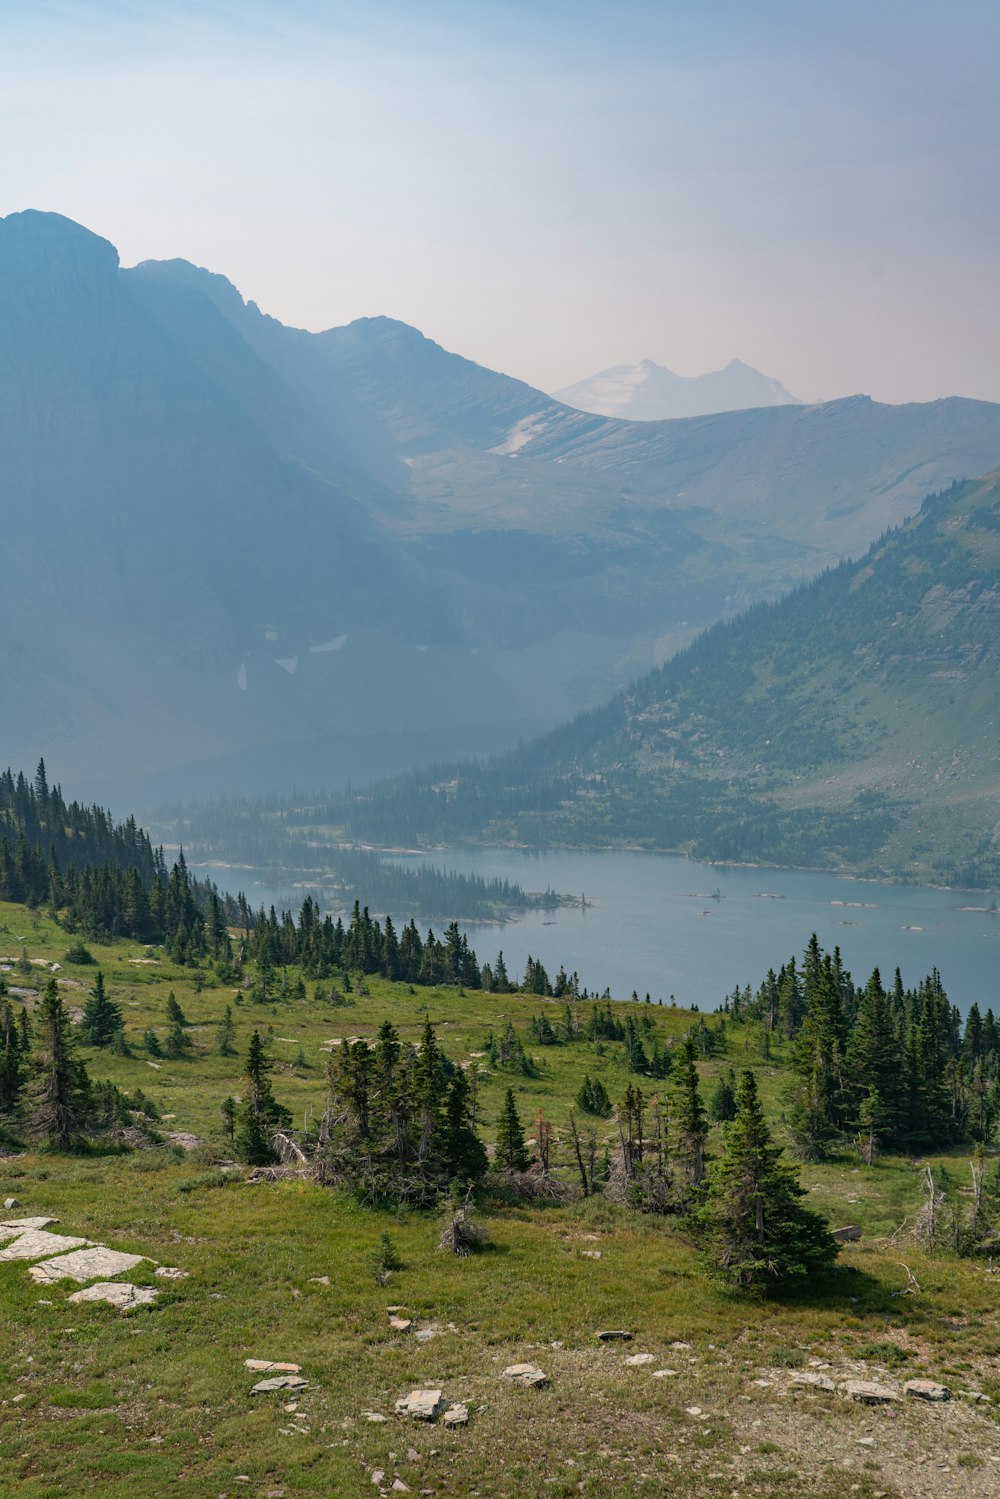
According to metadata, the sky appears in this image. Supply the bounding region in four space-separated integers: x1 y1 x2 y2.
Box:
2 0 999 404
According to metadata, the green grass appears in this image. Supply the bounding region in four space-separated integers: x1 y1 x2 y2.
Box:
3 901 1000 1497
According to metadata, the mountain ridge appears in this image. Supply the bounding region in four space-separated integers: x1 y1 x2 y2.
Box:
554 354 802 420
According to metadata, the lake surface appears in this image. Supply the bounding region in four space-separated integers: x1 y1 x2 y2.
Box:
209 847 1000 1016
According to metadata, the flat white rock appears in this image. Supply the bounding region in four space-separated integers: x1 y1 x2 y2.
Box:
0 1217 58 1238
68 1282 159 1311
904 1379 951 1401
652 1369 678 1378
154 1266 189 1280
30 1247 146 1284
245 1359 302 1373
442 1402 469 1426
791 1372 836 1393
249 1375 308 1394
624 1353 655 1366
0 1230 90 1262
840 1379 900 1404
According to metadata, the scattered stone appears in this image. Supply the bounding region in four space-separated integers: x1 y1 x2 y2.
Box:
310 1275 331 1286
580 1250 602 1260
389 1317 413 1332
442 1403 469 1427
958 1389 991 1404
406 1447 418 1461
36 1298 54 1305
840 1380 900 1405
3 1197 19 1209
363 1412 389 1424
857 1437 876 1447
685 1406 703 1417
652 1369 678 1379
391 1482 410 1493
669 1340 692 1351
395 1389 444 1421
596 1330 632 1342
0 1230 90 1262
371 1473 385 1488
831 1225 863 1243
386 1305 406 1313
30 1246 146 1284
791 1372 836 1393
414 1328 436 1343
154 1266 189 1280
624 1353 656 1367
68 1282 159 1311
904 1379 951 1402
250 1375 308 1395
245 1360 302 1373
500 1363 548 1388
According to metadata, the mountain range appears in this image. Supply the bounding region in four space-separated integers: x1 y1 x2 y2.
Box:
554 357 801 420
4 208 1000 810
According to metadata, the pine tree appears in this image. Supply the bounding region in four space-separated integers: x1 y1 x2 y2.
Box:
23 979 93 1151
668 1038 709 1204
143 1026 163 1057
234 1030 291 1165
216 1004 237 1057
576 1074 613 1117
0 994 24 1116
165 992 187 1026
164 1020 192 1059
708 1066 738 1122
701 1070 838 1294
495 1088 530 1172
79 971 124 1048
444 1068 488 1182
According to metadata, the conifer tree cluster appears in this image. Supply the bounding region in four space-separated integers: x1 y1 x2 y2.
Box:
726 935 998 1155
315 1019 488 1205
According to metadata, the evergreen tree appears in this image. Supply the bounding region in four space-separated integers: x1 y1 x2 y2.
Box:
79 971 124 1048
444 1068 488 1182
164 1020 192 1059
0 994 24 1116
165 992 187 1026
667 1038 709 1204
495 1088 530 1172
701 1070 838 1294
23 979 93 1151
143 1026 163 1057
216 1004 237 1057
576 1073 613 1117
234 1030 291 1165
708 1066 738 1123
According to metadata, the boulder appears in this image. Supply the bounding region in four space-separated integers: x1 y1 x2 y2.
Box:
791 1372 836 1393
30 1246 146 1284
596 1330 632 1342
442 1402 469 1427
3 1197 19 1209
904 1379 951 1402
840 1379 900 1404
500 1363 548 1388
831 1225 863 1243
68 1282 159 1311
395 1389 444 1421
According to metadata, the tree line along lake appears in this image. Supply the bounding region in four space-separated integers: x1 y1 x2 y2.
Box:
207 847 1000 1017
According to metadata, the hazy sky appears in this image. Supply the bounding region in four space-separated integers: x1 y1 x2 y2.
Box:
3 0 998 403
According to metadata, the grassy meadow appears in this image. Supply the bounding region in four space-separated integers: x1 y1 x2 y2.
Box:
2 901 1000 1498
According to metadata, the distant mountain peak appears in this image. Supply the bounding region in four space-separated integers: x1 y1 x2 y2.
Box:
0 208 119 277
554 356 801 421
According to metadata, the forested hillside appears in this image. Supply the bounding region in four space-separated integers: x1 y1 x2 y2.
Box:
275 472 1000 886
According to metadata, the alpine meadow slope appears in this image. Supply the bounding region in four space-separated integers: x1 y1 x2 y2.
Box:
4 208 1000 806
311 472 1000 888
